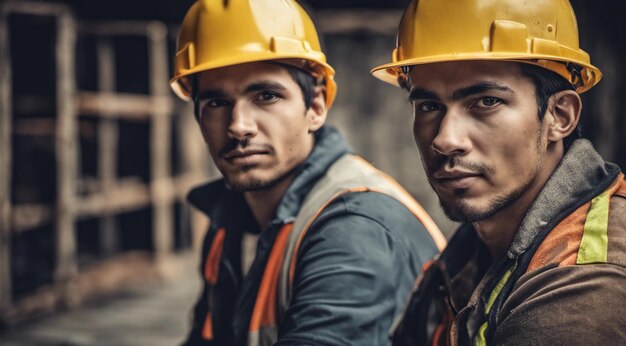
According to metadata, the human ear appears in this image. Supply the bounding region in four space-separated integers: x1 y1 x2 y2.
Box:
546 90 581 142
306 85 328 132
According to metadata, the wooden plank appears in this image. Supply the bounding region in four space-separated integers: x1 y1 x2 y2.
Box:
96 38 119 257
75 179 151 218
78 92 172 120
0 7 13 319
0 1 69 17
54 11 78 282
148 22 173 256
12 204 53 233
74 174 199 218
15 173 198 233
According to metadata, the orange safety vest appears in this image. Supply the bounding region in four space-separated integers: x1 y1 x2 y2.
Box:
200 154 446 346
474 173 626 345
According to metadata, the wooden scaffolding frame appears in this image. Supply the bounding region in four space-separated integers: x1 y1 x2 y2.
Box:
0 1 208 325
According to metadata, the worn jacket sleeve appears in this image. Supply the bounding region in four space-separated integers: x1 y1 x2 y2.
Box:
493 263 626 345
275 192 439 346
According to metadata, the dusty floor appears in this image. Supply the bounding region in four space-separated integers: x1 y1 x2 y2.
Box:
0 251 202 346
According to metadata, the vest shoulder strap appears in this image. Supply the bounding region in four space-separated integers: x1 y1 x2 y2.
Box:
528 172 626 271
276 154 446 317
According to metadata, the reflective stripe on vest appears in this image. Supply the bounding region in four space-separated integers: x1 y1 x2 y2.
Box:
248 223 293 346
202 227 226 340
475 265 515 346
201 154 446 346
474 172 626 345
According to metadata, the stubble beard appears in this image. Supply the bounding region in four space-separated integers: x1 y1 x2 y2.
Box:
437 179 533 223
223 163 297 192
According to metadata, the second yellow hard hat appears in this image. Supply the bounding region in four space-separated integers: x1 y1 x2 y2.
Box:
372 0 602 93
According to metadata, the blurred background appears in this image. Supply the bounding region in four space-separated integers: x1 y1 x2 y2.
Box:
0 0 624 344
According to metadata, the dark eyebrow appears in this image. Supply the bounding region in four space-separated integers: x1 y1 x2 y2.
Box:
244 81 288 94
408 88 440 102
452 82 513 100
196 81 287 102
408 82 514 103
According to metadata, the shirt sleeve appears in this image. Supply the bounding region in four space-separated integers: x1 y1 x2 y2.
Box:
493 263 626 345
275 192 439 346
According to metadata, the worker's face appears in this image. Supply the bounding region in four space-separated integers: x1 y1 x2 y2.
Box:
195 62 326 191
407 61 551 222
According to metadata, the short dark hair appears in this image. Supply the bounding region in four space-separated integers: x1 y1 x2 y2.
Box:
190 63 317 120
281 63 317 110
518 63 580 149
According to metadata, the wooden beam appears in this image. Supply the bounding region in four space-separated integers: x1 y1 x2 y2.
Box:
75 178 151 217
54 10 78 283
0 1 69 17
0 5 13 320
96 38 119 257
78 92 172 121
12 175 203 233
148 22 173 256
76 174 203 218
12 204 53 233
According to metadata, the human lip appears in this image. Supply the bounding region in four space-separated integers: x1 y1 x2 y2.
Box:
432 170 482 190
222 149 268 166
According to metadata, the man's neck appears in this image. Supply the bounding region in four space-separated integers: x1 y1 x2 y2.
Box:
474 144 565 258
244 174 296 230
473 202 529 258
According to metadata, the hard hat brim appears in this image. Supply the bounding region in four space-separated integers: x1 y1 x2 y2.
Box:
170 53 336 107
371 53 602 94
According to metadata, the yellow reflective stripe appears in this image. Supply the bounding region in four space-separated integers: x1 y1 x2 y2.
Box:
577 189 611 264
475 323 488 346
475 266 514 346
485 267 513 314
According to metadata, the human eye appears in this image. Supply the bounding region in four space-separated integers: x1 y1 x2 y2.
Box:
414 101 443 114
255 91 281 103
472 96 503 109
204 98 230 108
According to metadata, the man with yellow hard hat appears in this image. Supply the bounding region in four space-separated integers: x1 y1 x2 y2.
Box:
171 1 445 345
371 0 626 344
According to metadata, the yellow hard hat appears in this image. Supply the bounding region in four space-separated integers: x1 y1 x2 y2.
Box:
371 0 602 93
170 0 337 107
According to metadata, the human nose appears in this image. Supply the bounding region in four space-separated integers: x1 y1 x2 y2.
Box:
431 108 471 156
227 101 257 140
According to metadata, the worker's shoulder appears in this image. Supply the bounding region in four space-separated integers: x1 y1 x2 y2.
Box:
296 190 438 265
306 190 437 251
319 189 422 227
